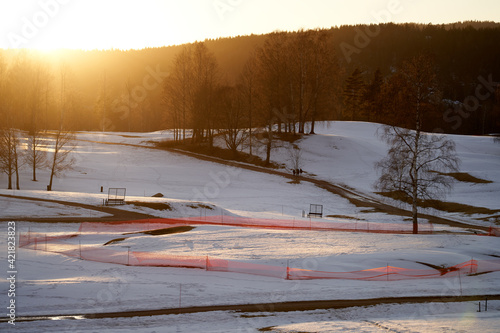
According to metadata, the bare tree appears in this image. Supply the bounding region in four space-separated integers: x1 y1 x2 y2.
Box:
1 52 27 190
0 53 14 189
47 65 75 191
47 129 75 191
237 54 257 155
287 143 303 173
0 128 17 189
96 70 113 132
255 31 288 164
216 86 248 156
191 42 220 147
27 58 51 181
163 46 193 142
375 54 460 234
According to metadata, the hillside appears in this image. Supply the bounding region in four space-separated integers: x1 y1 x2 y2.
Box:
1 22 499 134
0 121 499 332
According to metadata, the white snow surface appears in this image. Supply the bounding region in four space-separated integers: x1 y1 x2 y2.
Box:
0 121 499 332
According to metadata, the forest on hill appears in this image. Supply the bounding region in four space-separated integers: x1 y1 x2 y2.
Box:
0 21 499 136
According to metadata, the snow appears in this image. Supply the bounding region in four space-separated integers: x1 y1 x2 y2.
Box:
0 196 110 218
0 121 499 332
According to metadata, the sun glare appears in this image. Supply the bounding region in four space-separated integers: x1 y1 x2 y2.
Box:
1 1 499 51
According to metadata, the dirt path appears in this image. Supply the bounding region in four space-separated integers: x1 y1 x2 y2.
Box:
77 138 491 232
161 147 490 233
0 194 155 222
2 137 488 232
4 294 498 322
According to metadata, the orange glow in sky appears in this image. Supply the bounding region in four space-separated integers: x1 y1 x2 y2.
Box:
0 0 499 50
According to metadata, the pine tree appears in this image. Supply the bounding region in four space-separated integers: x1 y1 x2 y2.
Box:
342 68 365 121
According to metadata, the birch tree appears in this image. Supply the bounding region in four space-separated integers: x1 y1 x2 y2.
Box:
375 54 460 234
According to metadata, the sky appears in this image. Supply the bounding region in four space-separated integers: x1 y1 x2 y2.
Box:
0 0 499 50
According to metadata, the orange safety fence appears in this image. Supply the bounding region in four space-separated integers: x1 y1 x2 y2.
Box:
489 226 500 237
78 215 435 234
19 231 500 281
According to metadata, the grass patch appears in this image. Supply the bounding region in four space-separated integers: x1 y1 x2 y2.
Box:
124 226 195 236
377 191 500 216
240 314 274 318
187 203 214 210
275 132 304 144
478 214 500 224
104 226 195 245
156 140 282 169
432 171 493 184
416 261 459 276
128 201 173 211
326 214 364 220
104 237 126 246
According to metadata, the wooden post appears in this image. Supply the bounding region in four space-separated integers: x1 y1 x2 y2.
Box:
127 247 130 266
458 270 463 296
178 284 182 311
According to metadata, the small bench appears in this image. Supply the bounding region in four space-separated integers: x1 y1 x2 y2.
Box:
105 198 125 205
105 188 126 206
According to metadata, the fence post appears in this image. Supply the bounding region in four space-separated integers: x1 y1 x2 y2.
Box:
178 284 182 311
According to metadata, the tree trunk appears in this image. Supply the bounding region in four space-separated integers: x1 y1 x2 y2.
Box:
13 143 20 190
265 124 272 165
31 141 37 181
411 88 422 234
7 171 12 190
310 118 316 134
412 181 419 234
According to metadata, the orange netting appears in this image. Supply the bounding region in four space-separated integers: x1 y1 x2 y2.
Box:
19 227 500 281
489 226 500 237
78 215 434 234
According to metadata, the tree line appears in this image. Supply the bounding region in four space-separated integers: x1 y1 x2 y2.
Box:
0 23 499 134
0 52 74 190
1 22 500 188
162 30 340 163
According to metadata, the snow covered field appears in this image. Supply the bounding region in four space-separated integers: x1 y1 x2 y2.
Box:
1 122 499 332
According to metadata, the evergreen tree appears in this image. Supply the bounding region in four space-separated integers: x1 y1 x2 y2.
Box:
342 68 365 121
